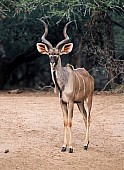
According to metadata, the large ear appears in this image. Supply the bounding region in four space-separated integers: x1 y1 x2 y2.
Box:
36 43 49 55
60 43 73 55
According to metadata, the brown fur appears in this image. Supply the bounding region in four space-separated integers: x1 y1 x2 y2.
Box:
36 21 94 152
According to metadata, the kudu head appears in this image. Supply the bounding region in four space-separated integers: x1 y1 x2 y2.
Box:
36 19 73 70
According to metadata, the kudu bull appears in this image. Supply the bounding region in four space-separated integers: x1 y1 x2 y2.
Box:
36 20 94 153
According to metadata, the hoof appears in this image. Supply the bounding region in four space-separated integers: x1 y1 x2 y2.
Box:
84 141 89 150
84 145 88 150
69 148 73 153
61 147 66 152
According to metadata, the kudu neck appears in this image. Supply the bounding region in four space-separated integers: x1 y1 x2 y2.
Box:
50 57 62 73
50 56 68 90
56 57 62 72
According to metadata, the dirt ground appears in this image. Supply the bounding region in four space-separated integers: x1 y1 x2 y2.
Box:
0 91 123 170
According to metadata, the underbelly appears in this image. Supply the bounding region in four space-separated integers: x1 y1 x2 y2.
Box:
61 92 85 103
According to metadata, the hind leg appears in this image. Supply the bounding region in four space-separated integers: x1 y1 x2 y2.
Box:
77 102 89 149
83 96 93 149
77 102 87 128
77 97 92 150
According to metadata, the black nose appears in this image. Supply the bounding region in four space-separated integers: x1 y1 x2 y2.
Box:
50 61 55 64
50 56 56 64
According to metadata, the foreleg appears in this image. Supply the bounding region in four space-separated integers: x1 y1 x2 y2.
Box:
60 100 68 152
68 102 74 153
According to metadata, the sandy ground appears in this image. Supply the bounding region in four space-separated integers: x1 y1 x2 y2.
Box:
0 91 123 170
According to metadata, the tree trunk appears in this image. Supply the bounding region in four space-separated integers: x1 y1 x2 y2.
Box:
103 12 116 88
0 41 6 58
0 45 40 89
75 36 83 68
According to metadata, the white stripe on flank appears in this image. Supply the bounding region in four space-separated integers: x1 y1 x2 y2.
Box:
76 71 85 96
73 71 81 95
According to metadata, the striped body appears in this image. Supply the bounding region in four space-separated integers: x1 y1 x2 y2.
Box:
36 20 94 152
54 64 94 104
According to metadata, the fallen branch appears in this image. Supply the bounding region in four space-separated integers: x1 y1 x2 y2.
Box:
102 72 124 91
35 83 54 91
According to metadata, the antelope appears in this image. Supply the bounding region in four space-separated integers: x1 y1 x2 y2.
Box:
36 20 94 153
